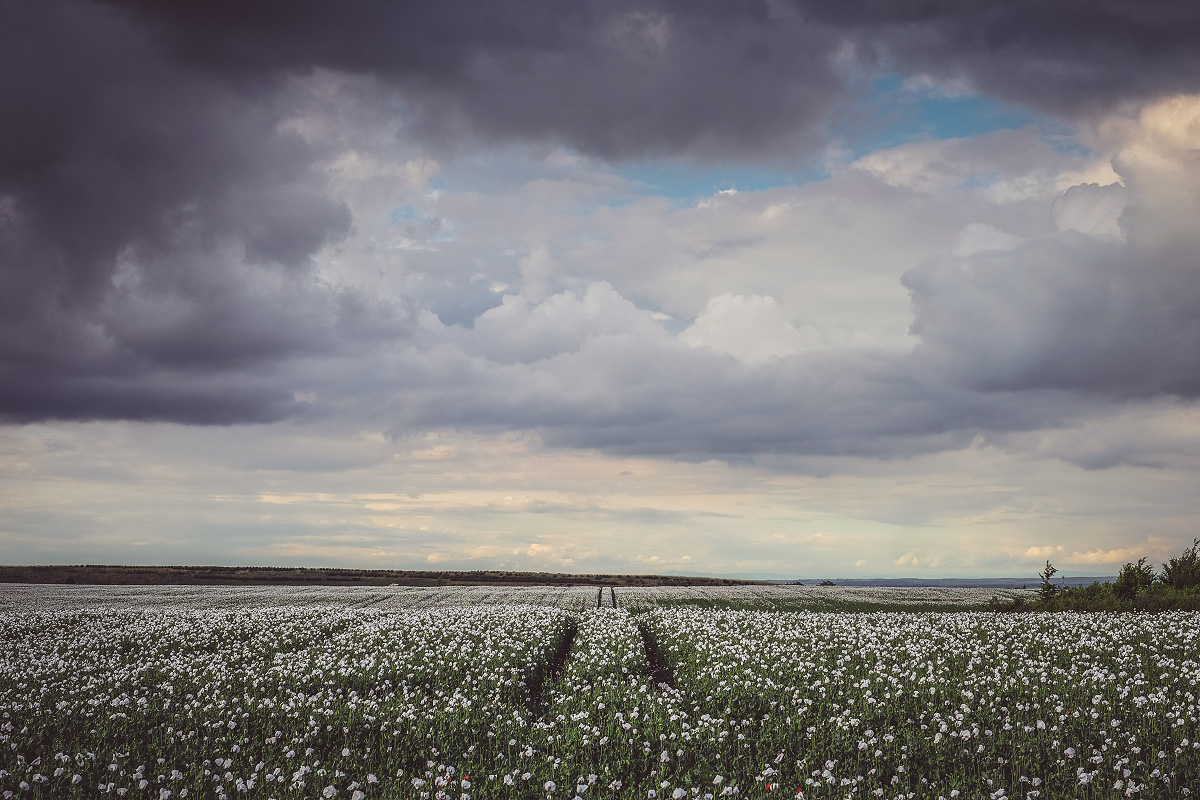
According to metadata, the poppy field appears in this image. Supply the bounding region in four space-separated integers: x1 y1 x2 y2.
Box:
1 585 1197 799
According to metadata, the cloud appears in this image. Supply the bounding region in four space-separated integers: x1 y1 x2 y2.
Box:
95 0 850 161
7 414 1199 576
8 0 1199 429
950 224 1023 257
849 128 1069 197
995 400 1200 471
680 294 823 363
810 0 1200 119
905 95 1200 400
95 0 1200 159
1023 545 1064 560
0 3 409 424
4 0 1200 484
350 98 1200 465
370 285 1082 462
439 282 668 364
1068 547 1146 566
1051 182 1127 241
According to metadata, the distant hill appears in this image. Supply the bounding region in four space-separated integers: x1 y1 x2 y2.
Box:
0 564 765 587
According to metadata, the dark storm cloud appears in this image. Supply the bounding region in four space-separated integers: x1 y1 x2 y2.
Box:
905 234 1200 398
906 231 1200 401
807 0 1200 118
100 0 846 160
4 0 1200 427
0 1 394 423
100 0 1200 155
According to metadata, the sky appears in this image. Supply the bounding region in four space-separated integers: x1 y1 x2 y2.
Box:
3 0 1200 578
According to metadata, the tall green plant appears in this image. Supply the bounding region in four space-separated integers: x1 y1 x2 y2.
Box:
1038 560 1059 602
1162 538 1200 590
1114 557 1157 599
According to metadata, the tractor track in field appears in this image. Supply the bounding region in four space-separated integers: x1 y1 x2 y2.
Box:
527 620 578 711
531 597 674 716
637 621 675 689
596 586 619 608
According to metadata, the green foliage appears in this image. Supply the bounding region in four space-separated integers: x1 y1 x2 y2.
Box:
1162 537 1200 590
1037 560 1059 602
991 578 1200 612
1113 557 1156 600
991 539 1200 612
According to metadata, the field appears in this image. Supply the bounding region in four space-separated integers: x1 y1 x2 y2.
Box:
1 585 1197 799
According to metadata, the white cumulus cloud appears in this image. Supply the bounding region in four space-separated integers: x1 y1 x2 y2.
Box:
680 294 823 364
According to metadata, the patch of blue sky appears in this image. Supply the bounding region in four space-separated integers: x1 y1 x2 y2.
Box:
408 73 1074 206
388 206 425 225
388 205 455 243
845 73 1049 151
614 73 1071 201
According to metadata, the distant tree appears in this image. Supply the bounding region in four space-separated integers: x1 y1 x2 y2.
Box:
1114 557 1157 600
819 580 836 586
1038 560 1059 602
1162 538 1200 591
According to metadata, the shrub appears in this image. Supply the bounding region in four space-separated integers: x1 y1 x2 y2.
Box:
1114 557 1157 600
1162 538 1200 591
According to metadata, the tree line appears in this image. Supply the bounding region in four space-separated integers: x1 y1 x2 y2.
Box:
991 538 1200 611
